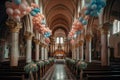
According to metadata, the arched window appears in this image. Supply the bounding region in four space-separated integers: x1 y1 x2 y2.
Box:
60 37 64 44
56 37 59 44
113 19 120 34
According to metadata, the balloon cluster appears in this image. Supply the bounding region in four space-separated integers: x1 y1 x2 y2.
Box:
84 0 106 17
68 0 106 44
5 0 31 22
30 3 51 43
5 1 52 44
30 3 40 16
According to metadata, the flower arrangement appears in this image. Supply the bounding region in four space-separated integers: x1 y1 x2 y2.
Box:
49 58 54 63
36 60 44 68
44 60 50 65
24 61 38 73
76 60 87 70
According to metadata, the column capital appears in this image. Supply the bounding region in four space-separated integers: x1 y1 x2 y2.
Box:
79 40 84 46
100 22 111 35
6 19 22 33
85 34 92 42
100 27 108 35
24 31 34 40
34 39 40 45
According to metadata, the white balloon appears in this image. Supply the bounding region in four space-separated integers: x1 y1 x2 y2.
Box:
6 8 14 16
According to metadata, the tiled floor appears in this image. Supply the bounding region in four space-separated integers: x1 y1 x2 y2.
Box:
50 59 76 80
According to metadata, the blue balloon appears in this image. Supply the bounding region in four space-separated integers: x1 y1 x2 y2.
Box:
30 11 36 16
91 0 97 5
82 20 88 25
44 32 51 38
13 0 21 5
79 17 83 22
101 2 106 8
91 4 97 10
84 10 90 15
97 0 106 8
90 11 98 17
33 8 40 13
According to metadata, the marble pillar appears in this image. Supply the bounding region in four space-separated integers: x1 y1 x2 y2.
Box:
85 34 92 62
79 40 84 60
34 39 40 61
6 20 22 66
101 28 109 66
45 47 48 60
24 31 33 63
41 46 44 60
77 46 80 60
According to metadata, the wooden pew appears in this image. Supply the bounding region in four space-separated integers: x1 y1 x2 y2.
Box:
83 71 120 78
0 76 24 80
86 75 120 80
0 72 29 78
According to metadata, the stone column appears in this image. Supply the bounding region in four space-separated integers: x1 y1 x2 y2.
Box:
41 44 44 60
76 43 80 60
34 39 40 61
100 27 109 66
75 44 77 60
51 43 53 56
73 45 75 59
85 34 92 62
24 31 33 63
6 20 22 66
45 46 48 60
79 40 84 60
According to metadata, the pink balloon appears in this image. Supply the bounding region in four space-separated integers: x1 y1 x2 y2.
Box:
20 3 27 10
26 7 32 13
45 38 50 44
12 2 19 9
40 14 44 19
22 11 27 15
22 0 28 6
14 9 21 15
5 1 12 8
14 15 20 22
6 8 14 16
31 3 39 8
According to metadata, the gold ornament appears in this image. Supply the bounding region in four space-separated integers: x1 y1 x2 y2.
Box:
24 31 34 40
100 22 110 35
79 40 84 46
34 39 40 45
6 19 22 32
85 34 92 42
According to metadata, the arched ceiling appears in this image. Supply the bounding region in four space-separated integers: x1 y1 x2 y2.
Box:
42 0 78 36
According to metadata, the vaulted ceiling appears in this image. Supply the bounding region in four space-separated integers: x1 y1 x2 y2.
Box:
42 0 78 37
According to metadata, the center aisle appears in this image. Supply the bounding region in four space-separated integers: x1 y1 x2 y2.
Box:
43 59 76 80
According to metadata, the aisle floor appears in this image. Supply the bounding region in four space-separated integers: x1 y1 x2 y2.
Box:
48 59 76 80
43 59 76 80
